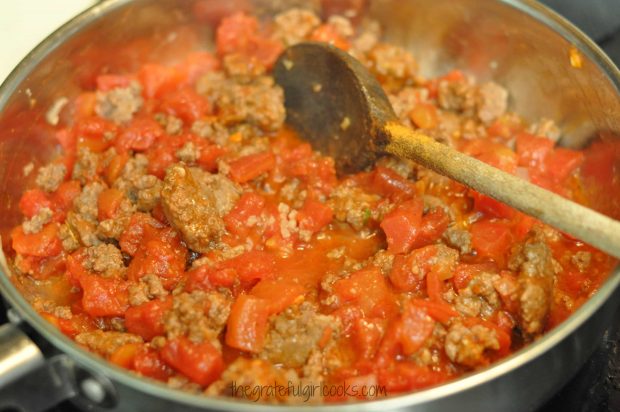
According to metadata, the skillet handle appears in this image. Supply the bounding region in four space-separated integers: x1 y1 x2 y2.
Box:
0 323 45 387
0 321 79 412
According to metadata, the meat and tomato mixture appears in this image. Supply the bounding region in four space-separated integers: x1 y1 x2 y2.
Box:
8 6 617 403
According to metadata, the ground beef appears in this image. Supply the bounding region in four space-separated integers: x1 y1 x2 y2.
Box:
155 113 183 135
58 223 80 252
454 272 501 318
97 197 136 240
328 182 379 231
368 43 418 84
191 119 229 146
164 290 232 347
206 358 299 403
444 322 499 368
510 239 560 336
95 81 143 124
571 251 592 273
22 207 53 234
260 302 338 369
528 118 561 142
443 226 472 254
161 164 224 252
65 212 100 247
35 163 66 192
476 82 508 124
201 75 285 132
75 330 142 357
73 181 105 222
191 168 241 217
375 155 416 179
352 20 380 54
176 142 200 163
438 78 476 114
326 15 354 38
72 148 100 184
273 8 320 46
127 274 168 306
82 243 125 278
223 52 268 78
371 249 394 276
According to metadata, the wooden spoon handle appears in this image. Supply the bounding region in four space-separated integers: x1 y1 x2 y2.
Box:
383 122 620 259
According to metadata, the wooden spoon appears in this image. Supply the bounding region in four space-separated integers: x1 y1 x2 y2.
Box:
273 42 620 259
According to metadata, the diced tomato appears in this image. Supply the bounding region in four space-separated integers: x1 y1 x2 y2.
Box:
225 294 271 353
410 299 459 324
351 318 383 360
73 117 117 153
470 190 516 219
19 189 52 218
516 133 554 168
380 198 424 254
126 228 187 290
333 266 398 318
426 270 445 302
133 348 172 381
389 254 421 292
228 151 276 183
371 166 415 200
115 116 163 152
73 93 97 119
160 87 211 124
119 213 164 256
251 279 305 314
177 51 220 84
220 250 276 285
185 265 237 292
194 141 224 172
545 148 584 181
224 192 265 235
216 13 283 69
464 139 518 174
125 298 172 340
98 188 125 221
513 213 537 241
310 24 350 51
51 181 82 214
161 337 224 386
399 301 435 355
377 363 451 393
470 219 513 263
298 199 333 234
96 74 132 91
11 223 62 258
413 207 450 248
110 342 142 368
105 152 129 185
78 273 129 317
452 261 498 290
138 64 184 99
409 103 438 129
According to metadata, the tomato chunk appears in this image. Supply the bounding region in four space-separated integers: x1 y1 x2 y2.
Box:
225 294 271 353
228 151 276 183
78 273 129 317
251 279 305 314
161 337 224 386
125 299 172 340
380 198 424 254
298 199 333 234
470 219 513 263
11 223 62 258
